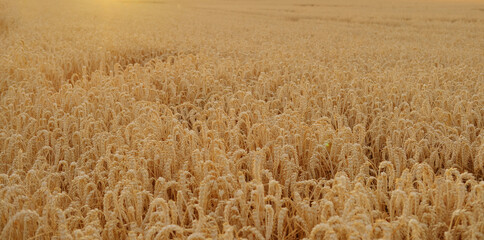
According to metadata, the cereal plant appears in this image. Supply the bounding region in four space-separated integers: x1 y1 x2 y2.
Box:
0 0 483 239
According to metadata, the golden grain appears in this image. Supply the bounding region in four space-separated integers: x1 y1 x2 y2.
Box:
0 0 483 239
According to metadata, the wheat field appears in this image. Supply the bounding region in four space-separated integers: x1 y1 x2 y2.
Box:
0 0 483 239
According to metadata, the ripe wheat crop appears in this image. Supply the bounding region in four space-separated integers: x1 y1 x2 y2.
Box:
0 0 483 239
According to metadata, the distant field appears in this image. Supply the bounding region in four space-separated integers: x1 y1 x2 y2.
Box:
0 0 483 239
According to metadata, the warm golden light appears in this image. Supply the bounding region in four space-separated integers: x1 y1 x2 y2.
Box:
0 0 483 239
